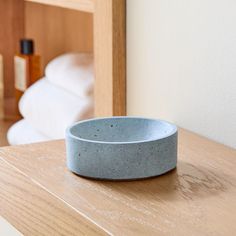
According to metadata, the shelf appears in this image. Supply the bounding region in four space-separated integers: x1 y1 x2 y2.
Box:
25 0 94 13
0 0 126 119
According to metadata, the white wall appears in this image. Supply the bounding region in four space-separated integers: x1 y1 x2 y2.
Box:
127 0 236 149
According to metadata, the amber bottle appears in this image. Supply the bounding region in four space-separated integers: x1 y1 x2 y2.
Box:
14 39 41 105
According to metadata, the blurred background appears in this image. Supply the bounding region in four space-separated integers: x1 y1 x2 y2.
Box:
0 0 95 146
0 0 235 149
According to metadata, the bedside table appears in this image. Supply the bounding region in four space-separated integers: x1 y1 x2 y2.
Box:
0 129 235 235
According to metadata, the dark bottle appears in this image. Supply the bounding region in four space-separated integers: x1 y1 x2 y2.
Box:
14 39 41 103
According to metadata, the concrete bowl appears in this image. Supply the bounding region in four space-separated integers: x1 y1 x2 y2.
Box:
66 117 178 180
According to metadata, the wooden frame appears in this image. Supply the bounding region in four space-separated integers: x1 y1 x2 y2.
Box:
0 0 24 119
26 0 95 13
94 0 126 116
0 0 126 119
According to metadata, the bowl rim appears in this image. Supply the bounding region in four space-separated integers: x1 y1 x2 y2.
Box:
66 116 178 145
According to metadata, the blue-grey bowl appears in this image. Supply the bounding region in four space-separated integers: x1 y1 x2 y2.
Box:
66 117 178 180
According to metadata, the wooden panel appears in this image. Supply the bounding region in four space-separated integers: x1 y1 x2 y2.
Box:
0 119 14 147
94 0 126 116
25 1 93 70
0 55 3 90
0 129 236 235
0 158 106 235
0 0 24 119
25 0 94 13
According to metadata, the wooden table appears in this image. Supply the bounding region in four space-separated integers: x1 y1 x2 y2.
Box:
0 129 235 235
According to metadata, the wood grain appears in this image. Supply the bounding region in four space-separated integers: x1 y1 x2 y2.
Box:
0 128 235 235
94 0 126 117
0 118 14 147
0 81 3 119
0 158 106 235
25 0 95 13
25 1 93 70
0 0 24 119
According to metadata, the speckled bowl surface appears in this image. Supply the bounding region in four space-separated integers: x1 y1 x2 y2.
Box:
66 117 178 180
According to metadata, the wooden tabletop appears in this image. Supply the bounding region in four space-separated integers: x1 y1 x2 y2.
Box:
0 128 235 235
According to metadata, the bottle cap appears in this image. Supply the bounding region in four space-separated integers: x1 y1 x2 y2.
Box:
20 39 34 55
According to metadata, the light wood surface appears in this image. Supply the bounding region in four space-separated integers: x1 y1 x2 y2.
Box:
25 1 93 73
0 157 106 235
94 0 126 116
25 0 94 13
0 128 235 235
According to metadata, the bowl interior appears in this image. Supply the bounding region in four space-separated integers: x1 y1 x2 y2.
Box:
69 117 176 143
